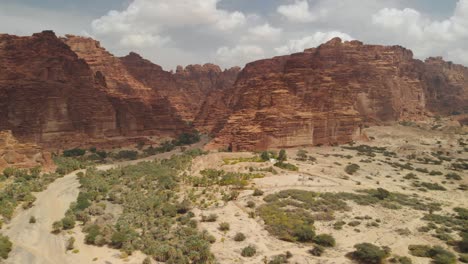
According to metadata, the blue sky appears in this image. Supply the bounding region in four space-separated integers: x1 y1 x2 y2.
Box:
1 0 466 69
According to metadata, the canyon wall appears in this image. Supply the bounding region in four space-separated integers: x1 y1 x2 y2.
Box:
1 32 467 153
0 131 53 172
204 38 468 151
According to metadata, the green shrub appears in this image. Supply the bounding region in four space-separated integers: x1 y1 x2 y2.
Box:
66 237 75 251
278 149 287 162
246 201 256 208
345 164 360 175
0 235 12 259
234 232 246 242
429 171 443 176
241 245 256 257
294 225 316 242
460 232 468 253
445 173 462 181
115 150 138 160
52 220 63 234
459 254 468 263
201 214 218 222
409 245 456 264
408 245 432 257
253 189 264 196
309 245 325 256
218 222 230 231
351 243 390 264
61 216 76 230
63 148 86 157
313 234 336 247
274 162 298 171
174 131 200 146
389 256 412 264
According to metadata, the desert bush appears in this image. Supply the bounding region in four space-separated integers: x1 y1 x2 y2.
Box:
66 236 75 251
246 201 256 208
351 243 390 264
445 173 462 181
0 235 12 259
295 225 316 242
408 245 432 257
278 149 287 162
63 148 86 157
459 254 468 263
296 150 308 161
173 131 200 146
241 245 256 257
274 162 298 171
345 164 360 175
201 214 218 222
29 216 36 224
313 234 336 247
429 171 443 176
61 216 76 230
334 221 346 230
115 150 138 160
403 173 418 180
309 245 325 256
414 182 447 191
389 256 412 264
218 222 230 231
253 189 264 196
234 232 246 242
409 245 456 264
52 220 63 234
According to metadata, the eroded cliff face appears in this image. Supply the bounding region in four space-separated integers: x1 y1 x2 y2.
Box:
0 31 189 149
205 38 468 151
1 32 467 153
62 35 189 137
0 131 54 172
120 52 240 121
0 31 118 147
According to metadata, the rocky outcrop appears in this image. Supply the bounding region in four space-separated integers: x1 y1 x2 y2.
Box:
0 31 188 149
0 31 118 147
62 35 188 136
120 52 240 121
205 38 468 151
422 57 468 115
0 131 54 172
1 32 467 153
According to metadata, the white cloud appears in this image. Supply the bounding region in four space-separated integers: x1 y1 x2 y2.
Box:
119 34 171 48
91 0 247 48
275 31 353 54
216 45 265 65
371 0 468 61
277 0 319 23
448 48 468 65
245 23 282 42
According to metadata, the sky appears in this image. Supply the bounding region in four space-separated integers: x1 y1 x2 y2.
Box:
1 0 467 70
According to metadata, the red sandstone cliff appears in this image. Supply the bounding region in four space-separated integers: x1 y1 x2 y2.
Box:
0 131 54 172
1 32 467 153
0 31 188 149
204 38 468 151
0 31 118 147
120 52 240 121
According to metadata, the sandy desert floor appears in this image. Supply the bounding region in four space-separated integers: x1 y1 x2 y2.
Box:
1 121 467 264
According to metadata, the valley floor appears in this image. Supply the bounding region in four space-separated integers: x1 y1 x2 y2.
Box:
1 121 467 264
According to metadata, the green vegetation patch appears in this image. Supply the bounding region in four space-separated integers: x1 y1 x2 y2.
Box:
190 169 264 188
0 234 12 260
0 167 62 219
258 188 441 242
64 150 216 263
